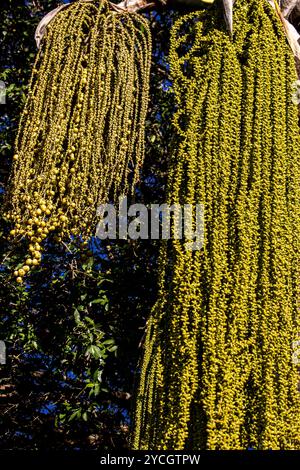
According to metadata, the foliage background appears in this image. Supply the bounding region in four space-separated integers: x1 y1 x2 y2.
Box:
0 0 175 449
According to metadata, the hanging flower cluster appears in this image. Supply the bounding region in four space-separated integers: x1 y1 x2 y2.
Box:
132 0 300 450
3 0 151 282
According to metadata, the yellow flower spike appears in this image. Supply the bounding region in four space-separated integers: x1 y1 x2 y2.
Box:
4 0 151 275
132 0 300 451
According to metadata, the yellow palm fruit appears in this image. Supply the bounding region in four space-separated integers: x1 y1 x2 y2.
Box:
4 0 151 279
132 0 300 451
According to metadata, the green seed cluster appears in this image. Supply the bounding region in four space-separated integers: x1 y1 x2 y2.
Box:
132 0 300 450
4 0 151 281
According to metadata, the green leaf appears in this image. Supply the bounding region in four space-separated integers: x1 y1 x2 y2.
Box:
86 345 102 359
69 410 81 421
74 309 80 324
90 298 103 304
84 316 95 326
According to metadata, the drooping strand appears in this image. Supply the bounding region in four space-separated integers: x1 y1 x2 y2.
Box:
132 0 300 450
4 0 151 281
